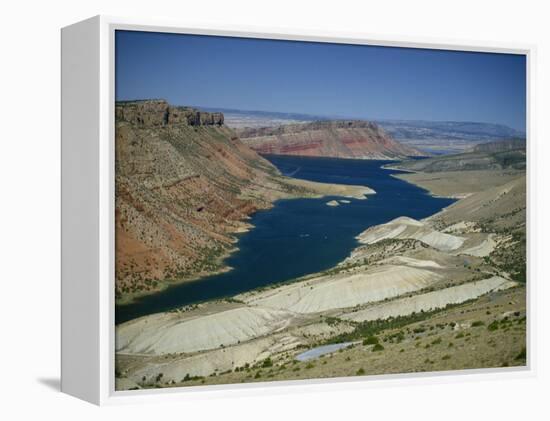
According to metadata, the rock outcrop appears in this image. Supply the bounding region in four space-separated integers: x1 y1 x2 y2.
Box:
238 120 425 159
115 99 224 127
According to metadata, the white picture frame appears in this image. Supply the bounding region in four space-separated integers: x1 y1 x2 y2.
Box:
61 15 535 406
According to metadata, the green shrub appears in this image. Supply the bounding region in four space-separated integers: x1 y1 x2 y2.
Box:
372 344 385 352
394 332 405 343
471 321 485 327
363 336 379 345
488 321 500 331
322 302 477 348
182 373 203 382
356 368 365 375
431 337 442 345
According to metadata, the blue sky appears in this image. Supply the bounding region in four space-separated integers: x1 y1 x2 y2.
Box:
115 31 526 131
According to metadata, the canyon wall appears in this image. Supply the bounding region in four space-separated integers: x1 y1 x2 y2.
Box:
115 100 296 300
238 120 425 159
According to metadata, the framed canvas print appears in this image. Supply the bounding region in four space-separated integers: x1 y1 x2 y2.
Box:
61 16 533 405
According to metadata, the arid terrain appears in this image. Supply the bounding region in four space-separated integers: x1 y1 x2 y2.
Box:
115 139 526 390
218 109 525 155
115 100 374 303
238 121 424 159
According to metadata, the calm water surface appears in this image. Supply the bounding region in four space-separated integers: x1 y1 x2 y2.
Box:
116 156 455 324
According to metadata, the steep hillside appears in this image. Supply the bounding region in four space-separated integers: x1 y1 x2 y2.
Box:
115 100 373 302
237 121 424 159
116 101 279 300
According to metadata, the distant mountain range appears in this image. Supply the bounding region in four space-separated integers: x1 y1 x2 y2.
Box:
198 106 525 154
377 120 525 142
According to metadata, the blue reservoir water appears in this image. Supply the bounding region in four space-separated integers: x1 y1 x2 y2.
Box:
295 342 356 362
115 156 455 324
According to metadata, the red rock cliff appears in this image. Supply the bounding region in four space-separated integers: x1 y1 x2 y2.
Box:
238 120 425 159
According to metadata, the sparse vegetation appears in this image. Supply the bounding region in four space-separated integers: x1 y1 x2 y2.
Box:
115 124 526 391
363 336 379 346
431 337 442 345
261 358 273 368
323 303 467 346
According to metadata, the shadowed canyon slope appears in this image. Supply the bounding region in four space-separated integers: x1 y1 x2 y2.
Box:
115 100 294 300
115 100 373 301
237 121 425 159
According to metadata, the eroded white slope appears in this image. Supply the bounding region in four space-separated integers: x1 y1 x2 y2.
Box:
342 276 516 322
116 306 293 355
243 265 442 314
128 334 302 382
357 216 465 252
459 234 497 257
377 256 443 268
